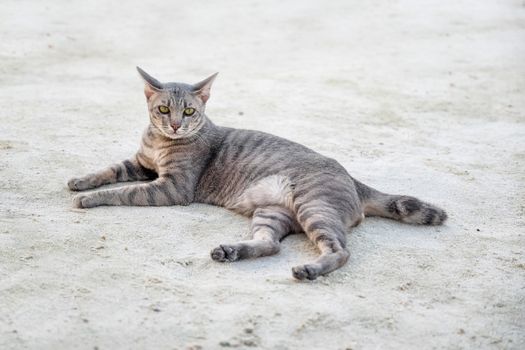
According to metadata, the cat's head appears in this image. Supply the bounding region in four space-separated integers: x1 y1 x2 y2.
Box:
137 67 217 139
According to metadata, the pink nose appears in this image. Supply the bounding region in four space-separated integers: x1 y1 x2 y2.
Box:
171 123 180 131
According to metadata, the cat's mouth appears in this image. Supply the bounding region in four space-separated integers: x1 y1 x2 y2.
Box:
167 119 191 137
160 125 190 139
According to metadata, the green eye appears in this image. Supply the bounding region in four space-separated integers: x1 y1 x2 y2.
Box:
183 107 195 116
158 105 170 114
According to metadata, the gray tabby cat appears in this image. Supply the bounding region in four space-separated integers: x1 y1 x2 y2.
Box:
68 67 447 280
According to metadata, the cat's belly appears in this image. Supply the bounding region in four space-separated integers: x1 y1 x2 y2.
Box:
224 175 295 216
195 171 295 217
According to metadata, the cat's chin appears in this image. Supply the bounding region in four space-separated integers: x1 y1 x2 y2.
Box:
164 132 185 140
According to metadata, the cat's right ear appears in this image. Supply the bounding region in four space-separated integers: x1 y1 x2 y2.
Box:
136 66 163 100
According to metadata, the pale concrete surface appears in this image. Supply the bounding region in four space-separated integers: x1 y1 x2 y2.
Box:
1 0 524 349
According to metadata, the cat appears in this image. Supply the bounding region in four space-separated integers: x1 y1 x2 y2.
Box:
67 67 447 281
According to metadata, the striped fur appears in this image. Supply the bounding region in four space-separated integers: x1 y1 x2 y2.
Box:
68 68 448 280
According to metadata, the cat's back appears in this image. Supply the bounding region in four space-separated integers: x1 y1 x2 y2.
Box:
213 126 338 173
220 126 319 158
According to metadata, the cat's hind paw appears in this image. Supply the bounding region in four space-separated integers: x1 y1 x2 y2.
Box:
72 194 96 209
210 245 240 262
292 264 319 281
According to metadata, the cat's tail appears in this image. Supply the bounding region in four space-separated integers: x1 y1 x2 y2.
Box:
354 180 447 225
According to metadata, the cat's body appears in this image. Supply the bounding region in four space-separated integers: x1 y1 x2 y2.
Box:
68 68 447 280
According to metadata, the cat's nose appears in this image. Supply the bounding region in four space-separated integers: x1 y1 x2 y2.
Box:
171 122 180 131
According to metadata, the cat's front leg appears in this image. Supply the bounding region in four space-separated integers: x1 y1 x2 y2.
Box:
68 156 156 191
72 175 193 208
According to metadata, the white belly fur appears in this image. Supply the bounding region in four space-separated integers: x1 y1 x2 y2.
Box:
227 175 295 216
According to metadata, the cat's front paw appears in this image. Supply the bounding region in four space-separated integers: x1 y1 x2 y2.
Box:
210 245 240 262
67 177 93 191
72 194 97 209
292 264 319 281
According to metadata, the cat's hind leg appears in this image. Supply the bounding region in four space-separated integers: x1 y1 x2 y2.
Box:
211 206 301 262
68 155 156 191
292 202 350 281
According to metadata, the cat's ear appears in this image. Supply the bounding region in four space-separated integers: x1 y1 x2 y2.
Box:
136 66 163 100
192 73 218 103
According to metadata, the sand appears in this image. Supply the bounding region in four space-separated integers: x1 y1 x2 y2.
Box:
1 0 524 349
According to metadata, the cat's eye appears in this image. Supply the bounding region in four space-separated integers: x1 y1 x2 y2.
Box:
183 107 196 116
158 105 170 114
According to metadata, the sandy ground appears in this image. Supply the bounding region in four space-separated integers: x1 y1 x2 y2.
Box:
1 0 524 349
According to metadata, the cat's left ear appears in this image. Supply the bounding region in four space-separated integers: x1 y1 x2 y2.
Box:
192 73 218 103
